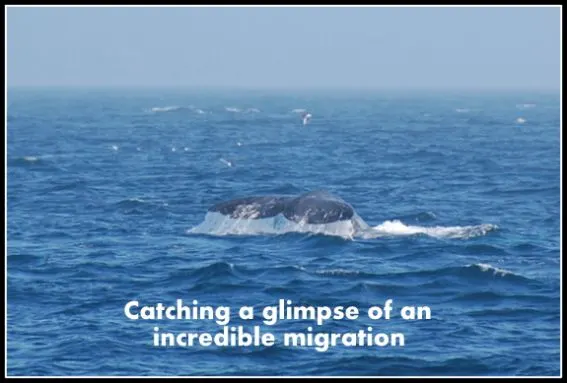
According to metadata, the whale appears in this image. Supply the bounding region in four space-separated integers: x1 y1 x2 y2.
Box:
193 190 497 239
208 190 354 224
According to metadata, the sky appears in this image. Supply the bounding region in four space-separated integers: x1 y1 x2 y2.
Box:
6 6 562 90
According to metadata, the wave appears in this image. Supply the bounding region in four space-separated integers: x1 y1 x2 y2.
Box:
294 355 494 376
112 197 168 215
516 103 536 109
115 197 147 208
471 263 511 276
316 263 530 285
168 261 236 284
459 243 508 256
188 212 497 240
22 155 39 162
41 179 87 193
140 261 530 291
150 106 183 113
8 155 61 172
435 263 532 284
448 290 554 304
315 268 363 277
9 156 42 166
467 307 547 318
149 106 206 114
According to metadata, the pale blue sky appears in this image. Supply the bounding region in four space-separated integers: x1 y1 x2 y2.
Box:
6 6 561 89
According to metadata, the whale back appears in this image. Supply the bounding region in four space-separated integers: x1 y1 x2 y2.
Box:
284 191 354 224
208 196 292 219
208 190 354 224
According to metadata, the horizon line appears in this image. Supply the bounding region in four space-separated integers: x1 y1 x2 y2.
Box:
6 84 561 93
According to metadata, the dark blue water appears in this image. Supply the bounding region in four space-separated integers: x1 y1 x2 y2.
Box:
7 88 560 376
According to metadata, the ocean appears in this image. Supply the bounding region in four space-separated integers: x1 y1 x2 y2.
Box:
6 88 561 376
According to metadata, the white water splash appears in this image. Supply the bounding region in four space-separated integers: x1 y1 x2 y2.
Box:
365 220 498 239
188 213 496 241
188 212 359 239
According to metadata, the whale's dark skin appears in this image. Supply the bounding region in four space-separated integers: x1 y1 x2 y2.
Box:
208 191 355 224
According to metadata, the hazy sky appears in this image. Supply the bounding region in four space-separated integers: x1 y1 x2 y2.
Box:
6 6 561 89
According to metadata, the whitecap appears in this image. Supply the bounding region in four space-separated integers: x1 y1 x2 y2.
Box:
151 106 180 113
219 158 233 167
469 263 512 277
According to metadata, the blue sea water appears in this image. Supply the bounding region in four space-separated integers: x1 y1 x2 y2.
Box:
7 88 561 376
